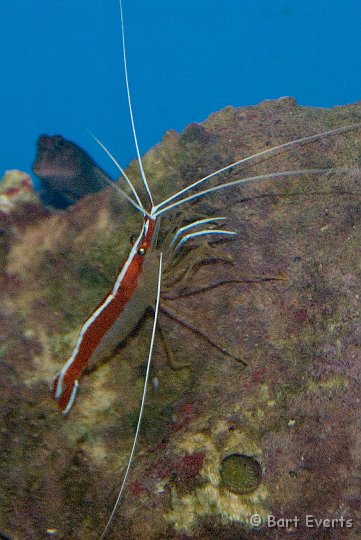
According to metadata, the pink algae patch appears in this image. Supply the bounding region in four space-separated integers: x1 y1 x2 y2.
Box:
294 308 308 322
151 452 205 483
128 480 145 497
177 452 204 482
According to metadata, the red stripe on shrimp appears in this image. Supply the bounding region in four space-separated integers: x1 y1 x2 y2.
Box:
52 217 155 414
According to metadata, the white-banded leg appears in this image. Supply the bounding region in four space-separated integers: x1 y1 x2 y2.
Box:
164 216 236 285
170 218 236 256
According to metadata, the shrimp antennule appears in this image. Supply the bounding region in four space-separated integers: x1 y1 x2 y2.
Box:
153 122 361 213
155 167 353 217
89 131 145 212
119 0 153 207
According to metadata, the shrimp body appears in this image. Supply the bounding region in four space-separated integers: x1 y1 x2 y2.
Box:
52 216 159 414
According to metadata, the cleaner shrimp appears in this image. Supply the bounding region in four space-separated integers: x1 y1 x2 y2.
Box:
44 2 361 538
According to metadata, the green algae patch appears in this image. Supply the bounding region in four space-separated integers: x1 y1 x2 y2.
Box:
307 374 349 393
220 454 262 495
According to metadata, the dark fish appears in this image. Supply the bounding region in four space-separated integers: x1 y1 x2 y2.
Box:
32 135 113 209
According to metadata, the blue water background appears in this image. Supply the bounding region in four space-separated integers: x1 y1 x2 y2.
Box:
1 0 361 184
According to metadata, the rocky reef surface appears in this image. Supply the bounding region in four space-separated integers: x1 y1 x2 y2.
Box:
1 98 361 539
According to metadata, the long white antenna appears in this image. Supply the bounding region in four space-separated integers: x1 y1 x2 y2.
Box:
155 167 352 217
119 0 154 207
89 131 145 211
153 122 361 213
100 252 163 540
83 143 152 218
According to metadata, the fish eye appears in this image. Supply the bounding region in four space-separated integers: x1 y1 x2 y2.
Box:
137 247 146 256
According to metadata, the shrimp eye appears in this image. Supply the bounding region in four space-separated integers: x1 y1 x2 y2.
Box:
137 247 146 256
